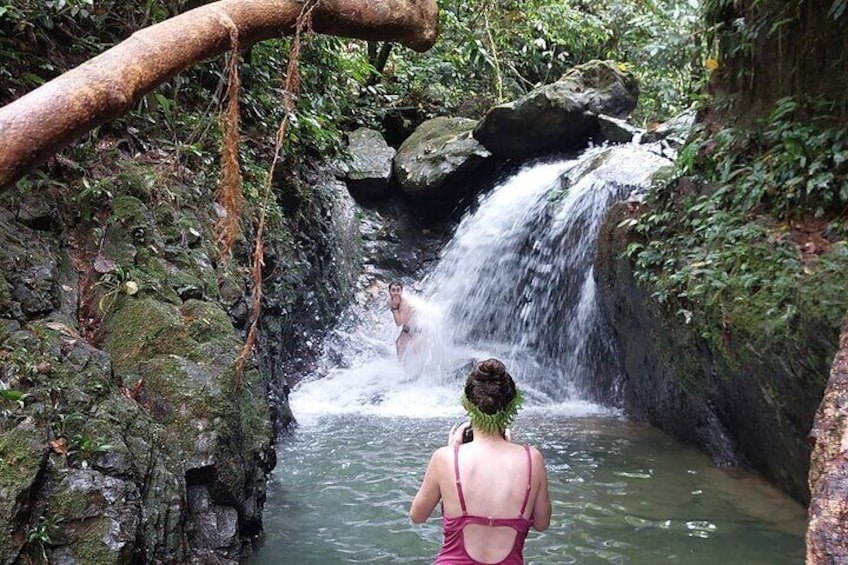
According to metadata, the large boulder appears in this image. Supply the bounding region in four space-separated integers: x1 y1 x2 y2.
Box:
343 127 396 200
473 60 639 158
560 59 639 118
393 116 492 200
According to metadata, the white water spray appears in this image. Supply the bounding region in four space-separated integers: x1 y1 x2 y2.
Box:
291 143 672 421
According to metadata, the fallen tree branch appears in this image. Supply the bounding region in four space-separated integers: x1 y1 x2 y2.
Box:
0 0 439 189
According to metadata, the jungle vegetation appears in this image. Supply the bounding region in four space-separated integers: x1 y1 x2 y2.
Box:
1 0 846 379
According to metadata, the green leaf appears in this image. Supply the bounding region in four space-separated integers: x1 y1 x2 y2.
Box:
0 389 25 402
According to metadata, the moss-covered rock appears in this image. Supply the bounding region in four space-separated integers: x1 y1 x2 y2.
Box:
0 112 358 564
45 468 141 564
596 201 831 502
393 117 492 200
473 60 639 158
0 421 46 563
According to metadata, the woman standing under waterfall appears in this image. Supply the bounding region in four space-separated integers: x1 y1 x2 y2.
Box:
388 281 419 360
410 359 552 564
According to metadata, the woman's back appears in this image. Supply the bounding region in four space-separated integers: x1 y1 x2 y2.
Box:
441 439 535 518
434 436 548 564
409 359 551 564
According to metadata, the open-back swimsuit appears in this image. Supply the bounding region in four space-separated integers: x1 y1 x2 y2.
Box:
434 443 534 565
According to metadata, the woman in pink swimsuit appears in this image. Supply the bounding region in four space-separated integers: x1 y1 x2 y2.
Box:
410 359 552 564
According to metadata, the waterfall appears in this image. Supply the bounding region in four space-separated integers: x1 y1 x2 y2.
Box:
290 143 672 420
254 144 808 565
423 144 673 402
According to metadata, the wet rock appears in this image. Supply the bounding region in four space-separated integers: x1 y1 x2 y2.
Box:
393 116 492 200
598 114 641 144
474 60 639 158
640 109 697 148
186 485 239 550
344 127 396 200
561 60 639 118
13 262 57 316
0 206 59 319
46 468 141 562
17 192 54 230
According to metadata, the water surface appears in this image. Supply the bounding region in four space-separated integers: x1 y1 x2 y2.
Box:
250 410 805 564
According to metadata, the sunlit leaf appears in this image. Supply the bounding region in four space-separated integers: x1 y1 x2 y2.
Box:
0 389 25 401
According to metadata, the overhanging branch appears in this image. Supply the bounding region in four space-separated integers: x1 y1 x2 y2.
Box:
0 0 439 189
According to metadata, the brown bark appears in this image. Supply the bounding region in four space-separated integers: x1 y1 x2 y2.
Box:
807 314 848 564
0 0 439 189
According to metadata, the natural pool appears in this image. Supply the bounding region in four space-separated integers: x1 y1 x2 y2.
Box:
249 409 806 564
249 149 807 564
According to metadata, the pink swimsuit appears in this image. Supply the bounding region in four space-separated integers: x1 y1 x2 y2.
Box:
434 443 534 565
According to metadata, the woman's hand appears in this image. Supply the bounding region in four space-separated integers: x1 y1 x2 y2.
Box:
448 422 470 447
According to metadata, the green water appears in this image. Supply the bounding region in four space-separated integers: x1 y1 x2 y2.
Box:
248 412 806 564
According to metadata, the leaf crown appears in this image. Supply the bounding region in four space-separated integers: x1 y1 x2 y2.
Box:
461 389 523 435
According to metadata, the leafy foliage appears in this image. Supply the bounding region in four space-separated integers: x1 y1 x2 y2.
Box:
626 97 848 345
1 0 706 184
391 0 702 124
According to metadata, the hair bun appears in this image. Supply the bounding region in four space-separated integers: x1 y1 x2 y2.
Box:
464 358 518 417
476 358 507 381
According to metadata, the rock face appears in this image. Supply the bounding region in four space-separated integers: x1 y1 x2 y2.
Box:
806 315 848 564
640 109 696 148
473 60 639 158
595 202 831 503
257 164 361 433
393 116 492 199
0 155 358 562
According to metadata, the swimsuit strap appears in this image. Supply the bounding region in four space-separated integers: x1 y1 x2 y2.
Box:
453 443 468 515
519 444 532 515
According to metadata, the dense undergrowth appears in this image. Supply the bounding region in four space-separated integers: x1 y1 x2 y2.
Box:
624 95 848 355
621 0 847 357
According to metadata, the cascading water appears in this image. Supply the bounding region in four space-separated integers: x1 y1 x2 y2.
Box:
251 143 807 565
289 143 673 419
424 144 673 402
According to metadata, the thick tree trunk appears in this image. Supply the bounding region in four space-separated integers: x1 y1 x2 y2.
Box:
807 314 848 564
0 0 439 189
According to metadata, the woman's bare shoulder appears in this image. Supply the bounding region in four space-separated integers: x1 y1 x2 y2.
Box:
518 444 546 467
431 445 453 464
528 445 546 461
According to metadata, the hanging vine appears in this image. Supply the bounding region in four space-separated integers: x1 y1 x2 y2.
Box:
232 0 321 389
214 9 245 263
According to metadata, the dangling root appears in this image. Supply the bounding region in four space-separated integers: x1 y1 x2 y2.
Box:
214 11 244 263
233 0 319 389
